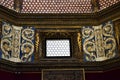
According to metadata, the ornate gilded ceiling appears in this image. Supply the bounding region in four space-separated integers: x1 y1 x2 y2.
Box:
0 0 120 13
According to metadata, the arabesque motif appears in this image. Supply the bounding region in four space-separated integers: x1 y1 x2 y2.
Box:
82 21 116 61
1 22 35 62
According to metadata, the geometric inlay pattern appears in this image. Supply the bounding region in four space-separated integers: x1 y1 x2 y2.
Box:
22 0 92 13
0 0 14 10
99 0 120 10
1 0 120 13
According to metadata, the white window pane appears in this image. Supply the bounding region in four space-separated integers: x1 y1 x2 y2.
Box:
46 39 70 57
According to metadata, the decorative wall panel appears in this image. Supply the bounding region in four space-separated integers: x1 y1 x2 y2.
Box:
42 69 85 80
82 21 117 61
11 25 22 62
1 22 13 60
0 22 35 62
21 27 35 62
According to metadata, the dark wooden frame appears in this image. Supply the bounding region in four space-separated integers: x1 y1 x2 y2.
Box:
38 30 81 61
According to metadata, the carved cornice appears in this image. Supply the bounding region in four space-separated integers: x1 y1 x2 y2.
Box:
0 57 120 72
0 2 120 26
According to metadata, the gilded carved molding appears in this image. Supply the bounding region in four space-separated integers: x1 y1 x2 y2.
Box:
77 32 82 52
75 32 83 62
35 33 39 53
34 31 40 61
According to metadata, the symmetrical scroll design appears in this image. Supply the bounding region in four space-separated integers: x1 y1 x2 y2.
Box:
21 27 34 62
1 22 35 62
12 26 22 58
1 23 22 62
1 23 13 59
82 22 117 61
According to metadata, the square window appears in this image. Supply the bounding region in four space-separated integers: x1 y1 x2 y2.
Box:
45 39 71 58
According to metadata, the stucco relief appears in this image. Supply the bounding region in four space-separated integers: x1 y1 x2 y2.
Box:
21 27 34 62
1 22 35 62
82 21 116 61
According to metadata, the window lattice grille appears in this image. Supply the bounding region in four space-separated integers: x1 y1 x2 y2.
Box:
0 0 120 13
22 0 92 13
99 0 120 10
0 0 14 10
46 40 70 57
